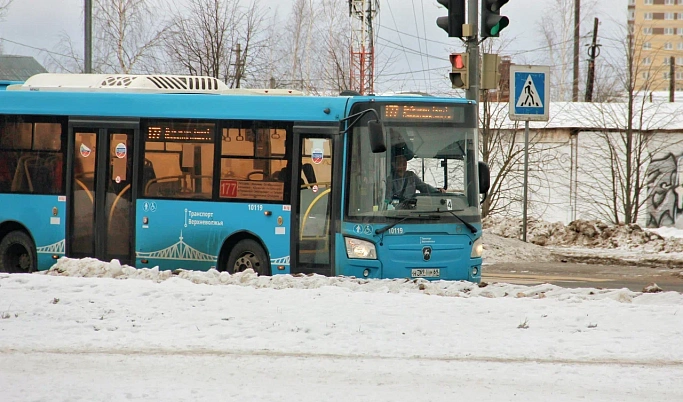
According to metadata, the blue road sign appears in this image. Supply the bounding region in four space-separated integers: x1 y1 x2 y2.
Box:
509 65 550 122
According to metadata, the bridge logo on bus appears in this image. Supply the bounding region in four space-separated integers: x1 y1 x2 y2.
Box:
312 149 323 164
422 246 432 261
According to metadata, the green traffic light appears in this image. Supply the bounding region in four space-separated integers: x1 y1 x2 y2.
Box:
487 16 509 36
481 0 509 38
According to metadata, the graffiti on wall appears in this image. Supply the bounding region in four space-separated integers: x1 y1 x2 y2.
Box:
645 153 683 228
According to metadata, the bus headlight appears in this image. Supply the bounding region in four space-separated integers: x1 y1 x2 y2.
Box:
471 237 484 258
344 237 377 259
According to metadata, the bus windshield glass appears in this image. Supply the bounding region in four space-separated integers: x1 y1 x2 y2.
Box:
347 102 478 222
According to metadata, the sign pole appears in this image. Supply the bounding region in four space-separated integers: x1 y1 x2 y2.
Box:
509 65 550 243
523 120 529 242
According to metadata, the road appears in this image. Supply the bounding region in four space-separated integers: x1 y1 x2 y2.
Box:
482 261 683 292
2 351 682 402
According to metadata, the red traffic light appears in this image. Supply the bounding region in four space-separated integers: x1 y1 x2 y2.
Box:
448 53 469 89
450 54 465 69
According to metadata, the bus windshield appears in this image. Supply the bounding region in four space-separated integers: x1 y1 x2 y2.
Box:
347 107 479 222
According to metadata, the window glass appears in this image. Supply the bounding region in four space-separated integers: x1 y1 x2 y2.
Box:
142 121 215 199
0 117 64 194
219 123 289 202
0 122 32 149
34 123 62 150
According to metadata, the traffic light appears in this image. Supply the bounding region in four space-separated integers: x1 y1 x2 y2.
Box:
436 0 465 38
481 0 510 38
481 53 501 89
449 53 469 89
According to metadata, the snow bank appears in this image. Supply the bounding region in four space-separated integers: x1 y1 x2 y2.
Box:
39 257 683 304
481 217 683 267
483 216 683 251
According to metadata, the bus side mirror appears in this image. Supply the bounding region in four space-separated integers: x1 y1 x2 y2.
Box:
478 161 490 194
368 120 386 153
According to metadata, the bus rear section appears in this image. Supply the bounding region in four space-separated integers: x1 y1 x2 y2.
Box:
341 100 485 282
0 116 67 272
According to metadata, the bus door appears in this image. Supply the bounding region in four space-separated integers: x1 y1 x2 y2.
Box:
67 123 137 265
291 133 336 276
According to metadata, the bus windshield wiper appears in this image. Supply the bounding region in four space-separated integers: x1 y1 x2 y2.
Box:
425 210 478 234
374 214 438 235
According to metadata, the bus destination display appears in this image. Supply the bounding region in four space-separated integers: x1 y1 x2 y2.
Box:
383 104 460 121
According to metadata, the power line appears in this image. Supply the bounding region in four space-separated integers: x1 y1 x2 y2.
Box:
376 36 445 61
385 0 418 89
0 37 78 60
378 24 455 47
418 0 431 91
411 0 426 90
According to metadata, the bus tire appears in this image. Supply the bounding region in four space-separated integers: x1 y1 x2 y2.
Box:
226 239 270 276
0 231 37 273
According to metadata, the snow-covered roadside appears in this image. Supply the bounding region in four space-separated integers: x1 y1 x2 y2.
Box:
483 217 683 271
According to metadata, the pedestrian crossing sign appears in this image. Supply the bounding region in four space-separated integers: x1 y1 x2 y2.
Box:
509 65 550 121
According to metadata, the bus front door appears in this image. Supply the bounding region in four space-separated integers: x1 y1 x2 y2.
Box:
68 126 135 265
292 136 334 276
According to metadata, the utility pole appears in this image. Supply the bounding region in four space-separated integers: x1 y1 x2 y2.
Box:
572 0 580 102
234 43 242 88
466 0 479 107
585 18 599 102
84 0 92 73
670 56 675 102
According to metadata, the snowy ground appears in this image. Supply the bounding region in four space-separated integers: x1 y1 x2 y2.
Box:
2 247 683 401
2 219 683 401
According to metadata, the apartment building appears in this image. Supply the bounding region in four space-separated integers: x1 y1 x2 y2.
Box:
628 0 683 92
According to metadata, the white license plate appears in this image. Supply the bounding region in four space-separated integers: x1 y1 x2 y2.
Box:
411 269 440 278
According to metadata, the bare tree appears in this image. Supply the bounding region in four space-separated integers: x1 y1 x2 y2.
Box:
480 101 569 220
311 0 352 94
575 26 683 224
163 0 265 88
0 0 13 53
0 0 12 20
478 39 569 220
538 0 597 101
45 0 168 74
92 0 169 73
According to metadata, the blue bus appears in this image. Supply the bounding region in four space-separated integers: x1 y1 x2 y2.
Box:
0 73 488 282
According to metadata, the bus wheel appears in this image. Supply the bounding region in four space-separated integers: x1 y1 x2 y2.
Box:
0 231 37 273
226 239 270 276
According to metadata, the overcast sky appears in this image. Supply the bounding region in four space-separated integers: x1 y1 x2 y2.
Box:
0 0 627 94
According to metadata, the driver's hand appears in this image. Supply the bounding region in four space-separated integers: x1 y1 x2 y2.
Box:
437 188 447 193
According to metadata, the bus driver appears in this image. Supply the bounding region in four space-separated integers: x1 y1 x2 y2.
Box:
385 150 445 209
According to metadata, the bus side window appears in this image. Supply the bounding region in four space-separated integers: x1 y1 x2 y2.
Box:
0 119 64 195
0 153 13 192
143 121 215 199
220 123 290 202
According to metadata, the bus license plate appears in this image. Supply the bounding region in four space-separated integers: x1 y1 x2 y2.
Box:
411 269 440 278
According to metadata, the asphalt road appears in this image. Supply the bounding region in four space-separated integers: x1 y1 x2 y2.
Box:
482 261 683 292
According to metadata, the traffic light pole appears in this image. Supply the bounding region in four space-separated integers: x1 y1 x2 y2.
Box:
465 0 479 105
466 0 480 196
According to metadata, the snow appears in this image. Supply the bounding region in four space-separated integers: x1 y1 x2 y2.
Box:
484 216 683 268
1 218 683 401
